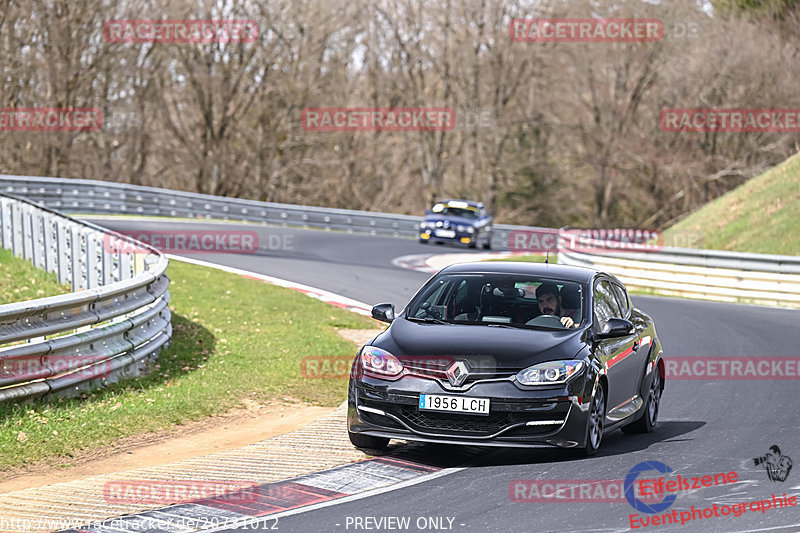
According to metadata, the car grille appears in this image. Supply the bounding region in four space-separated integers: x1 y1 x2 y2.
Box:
358 394 570 437
400 406 511 434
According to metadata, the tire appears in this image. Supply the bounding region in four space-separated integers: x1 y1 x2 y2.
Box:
348 431 390 451
467 240 477 249
579 383 606 456
482 234 492 250
621 368 662 434
419 238 428 244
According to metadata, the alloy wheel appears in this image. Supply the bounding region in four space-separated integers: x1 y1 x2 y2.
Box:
589 385 605 449
648 370 661 425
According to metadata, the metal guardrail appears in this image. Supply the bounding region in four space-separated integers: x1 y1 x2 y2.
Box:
0 174 540 250
2 174 799 310
557 233 800 308
0 193 171 402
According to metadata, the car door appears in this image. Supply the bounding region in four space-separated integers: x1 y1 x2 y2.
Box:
609 280 649 394
592 278 641 423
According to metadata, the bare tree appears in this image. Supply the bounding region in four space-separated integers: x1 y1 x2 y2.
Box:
0 0 798 228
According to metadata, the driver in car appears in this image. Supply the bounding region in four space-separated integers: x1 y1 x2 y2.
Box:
536 282 579 328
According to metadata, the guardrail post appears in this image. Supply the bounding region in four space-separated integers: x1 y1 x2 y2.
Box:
44 213 58 275
133 250 146 275
103 238 115 284
31 211 45 269
71 225 83 290
120 249 132 280
11 201 23 257
0 198 10 250
21 205 34 261
56 222 70 284
86 231 100 289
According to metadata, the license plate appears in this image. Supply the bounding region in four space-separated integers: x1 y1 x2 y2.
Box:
434 229 456 238
419 394 490 415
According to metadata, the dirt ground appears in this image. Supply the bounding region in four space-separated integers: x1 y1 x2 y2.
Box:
0 328 382 494
0 400 333 494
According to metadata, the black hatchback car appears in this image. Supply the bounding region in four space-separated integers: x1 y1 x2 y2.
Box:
418 199 493 249
347 262 664 456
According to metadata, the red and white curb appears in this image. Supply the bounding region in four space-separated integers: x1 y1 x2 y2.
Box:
392 251 539 274
56 458 463 533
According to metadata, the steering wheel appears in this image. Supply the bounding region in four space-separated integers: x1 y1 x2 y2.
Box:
419 302 447 320
525 314 564 328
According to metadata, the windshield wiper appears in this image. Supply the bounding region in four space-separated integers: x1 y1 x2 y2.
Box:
451 320 530 329
485 322 530 329
406 316 450 325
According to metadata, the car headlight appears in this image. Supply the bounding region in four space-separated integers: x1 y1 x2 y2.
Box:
516 360 584 386
360 346 404 378
466 227 475 234
457 225 465 232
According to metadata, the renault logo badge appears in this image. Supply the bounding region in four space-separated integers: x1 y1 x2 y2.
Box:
446 361 470 387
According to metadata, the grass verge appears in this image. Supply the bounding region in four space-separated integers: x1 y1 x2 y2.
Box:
0 259 377 470
665 152 800 255
0 249 71 304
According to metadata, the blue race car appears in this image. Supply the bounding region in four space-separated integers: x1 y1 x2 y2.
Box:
419 199 493 249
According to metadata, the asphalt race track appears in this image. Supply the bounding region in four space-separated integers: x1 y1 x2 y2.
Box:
91 219 800 533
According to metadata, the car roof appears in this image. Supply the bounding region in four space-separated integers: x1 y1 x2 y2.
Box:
438 261 601 283
435 199 483 208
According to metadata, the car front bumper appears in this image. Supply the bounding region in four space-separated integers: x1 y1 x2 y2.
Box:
348 374 593 448
419 229 475 245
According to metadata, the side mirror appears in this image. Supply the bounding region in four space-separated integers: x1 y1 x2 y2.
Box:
596 317 634 339
372 303 395 323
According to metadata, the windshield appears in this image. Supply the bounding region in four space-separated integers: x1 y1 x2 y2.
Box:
407 273 585 329
431 204 480 219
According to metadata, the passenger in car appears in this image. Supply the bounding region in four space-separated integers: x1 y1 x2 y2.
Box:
536 282 580 328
